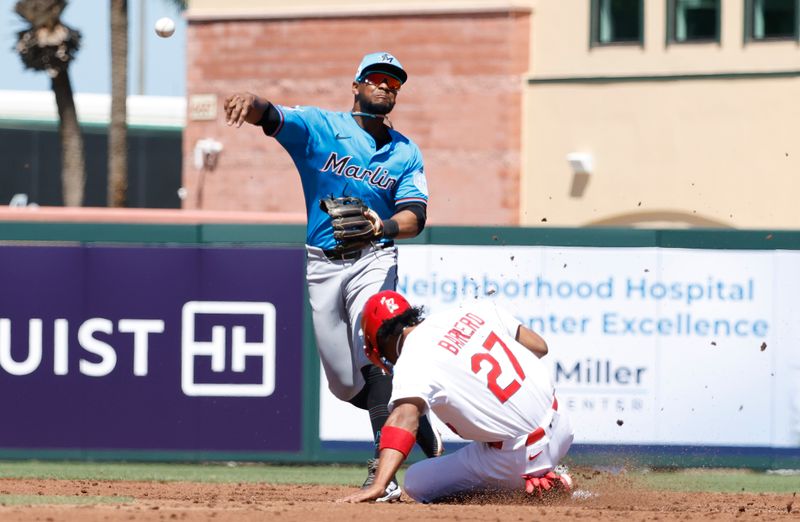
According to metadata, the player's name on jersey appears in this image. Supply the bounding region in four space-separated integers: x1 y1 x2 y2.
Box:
436 312 485 355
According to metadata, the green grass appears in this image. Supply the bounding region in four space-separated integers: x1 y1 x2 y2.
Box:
0 461 404 486
0 494 132 506
633 469 800 494
0 461 796 494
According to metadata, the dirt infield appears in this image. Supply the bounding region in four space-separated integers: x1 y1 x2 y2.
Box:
0 475 797 521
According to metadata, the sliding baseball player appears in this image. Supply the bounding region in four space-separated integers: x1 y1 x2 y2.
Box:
342 291 574 503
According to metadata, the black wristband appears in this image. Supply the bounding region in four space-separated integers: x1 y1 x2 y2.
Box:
257 102 281 135
256 105 272 127
382 219 400 239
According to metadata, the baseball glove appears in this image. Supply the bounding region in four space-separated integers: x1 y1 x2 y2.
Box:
320 196 380 251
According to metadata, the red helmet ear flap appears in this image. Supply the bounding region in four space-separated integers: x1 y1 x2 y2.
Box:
364 339 392 375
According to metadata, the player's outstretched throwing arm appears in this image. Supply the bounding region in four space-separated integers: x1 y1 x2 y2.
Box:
224 92 266 127
339 398 425 503
223 92 286 135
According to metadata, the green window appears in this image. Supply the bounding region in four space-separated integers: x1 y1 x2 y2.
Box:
746 0 799 40
591 0 644 45
668 0 720 42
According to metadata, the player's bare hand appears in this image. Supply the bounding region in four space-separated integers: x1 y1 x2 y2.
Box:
223 92 265 128
337 485 386 503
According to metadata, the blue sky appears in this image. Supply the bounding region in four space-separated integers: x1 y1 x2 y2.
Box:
0 0 186 97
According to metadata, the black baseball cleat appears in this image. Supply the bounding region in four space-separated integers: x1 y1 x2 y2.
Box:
363 458 402 502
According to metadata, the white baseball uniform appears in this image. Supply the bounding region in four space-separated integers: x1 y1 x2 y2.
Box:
388 300 574 503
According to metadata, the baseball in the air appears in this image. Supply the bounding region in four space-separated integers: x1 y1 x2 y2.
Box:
154 17 175 38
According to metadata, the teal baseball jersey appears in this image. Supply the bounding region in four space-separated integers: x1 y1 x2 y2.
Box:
268 105 429 250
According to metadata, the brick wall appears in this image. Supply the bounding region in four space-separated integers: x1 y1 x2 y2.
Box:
184 11 530 225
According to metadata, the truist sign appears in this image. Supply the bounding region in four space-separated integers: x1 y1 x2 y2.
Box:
0 245 305 454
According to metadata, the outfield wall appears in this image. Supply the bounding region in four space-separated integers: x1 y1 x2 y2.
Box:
1 219 798 469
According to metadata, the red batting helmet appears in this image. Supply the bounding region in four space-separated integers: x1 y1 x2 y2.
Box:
362 290 411 372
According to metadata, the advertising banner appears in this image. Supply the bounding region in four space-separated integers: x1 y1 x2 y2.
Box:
320 245 800 451
0 245 305 454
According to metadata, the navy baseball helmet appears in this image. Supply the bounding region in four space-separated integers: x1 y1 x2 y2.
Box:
354 52 408 85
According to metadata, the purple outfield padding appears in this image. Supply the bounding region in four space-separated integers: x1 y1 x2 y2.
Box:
0 244 305 454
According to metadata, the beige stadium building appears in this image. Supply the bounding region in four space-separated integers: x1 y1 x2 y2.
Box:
184 0 800 229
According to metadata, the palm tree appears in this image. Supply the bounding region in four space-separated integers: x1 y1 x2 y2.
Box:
108 0 128 207
14 0 85 207
107 0 186 208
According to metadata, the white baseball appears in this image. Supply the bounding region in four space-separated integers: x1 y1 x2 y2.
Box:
154 17 175 38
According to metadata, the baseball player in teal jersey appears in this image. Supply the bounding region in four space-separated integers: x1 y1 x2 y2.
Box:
224 52 442 501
